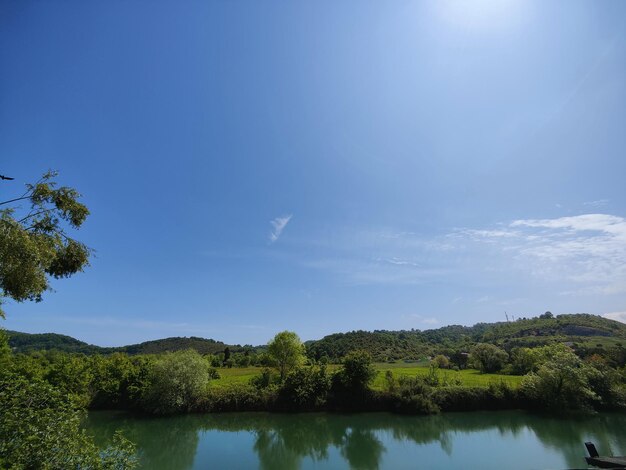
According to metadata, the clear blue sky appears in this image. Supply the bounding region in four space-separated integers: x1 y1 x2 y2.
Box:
2 0 625 346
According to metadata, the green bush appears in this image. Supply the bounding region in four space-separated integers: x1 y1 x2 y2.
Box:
204 383 277 411
469 343 509 373
0 373 137 469
331 350 378 408
141 350 210 414
388 376 440 415
277 365 331 410
519 344 602 412
433 383 517 412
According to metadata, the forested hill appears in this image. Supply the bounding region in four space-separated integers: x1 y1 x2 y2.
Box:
6 331 105 355
306 314 626 361
6 313 626 360
5 331 250 356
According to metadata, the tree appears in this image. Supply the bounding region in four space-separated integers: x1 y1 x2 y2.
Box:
141 349 210 414
470 343 508 373
0 171 91 317
431 354 450 369
520 343 600 411
267 331 306 381
0 372 137 469
336 350 377 392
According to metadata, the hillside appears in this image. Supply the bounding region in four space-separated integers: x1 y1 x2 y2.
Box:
5 331 105 355
5 331 247 356
119 336 244 355
306 314 626 361
6 313 626 360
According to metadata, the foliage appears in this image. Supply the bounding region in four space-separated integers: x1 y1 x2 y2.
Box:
90 353 154 409
7 313 626 366
5 330 257 357
307 329 430 362
6 330 104 354
387 375 440 415
331 350 378 407
267 331 306 381
0 329 10 369
0 171 91 317
306 314 626 361
433 383 518 412
431 354 450 369
204 383 276 412
510 347 541 375
278 365 331 410
0 372 137 469
520 344 601 412
470 343 508 373
250 368 276 389
141 350 210 414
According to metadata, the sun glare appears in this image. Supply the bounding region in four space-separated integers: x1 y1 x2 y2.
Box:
435 0 527 33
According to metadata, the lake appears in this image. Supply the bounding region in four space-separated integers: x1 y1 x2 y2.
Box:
85 410 626 469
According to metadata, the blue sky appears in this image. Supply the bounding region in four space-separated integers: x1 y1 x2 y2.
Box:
1 0 625 346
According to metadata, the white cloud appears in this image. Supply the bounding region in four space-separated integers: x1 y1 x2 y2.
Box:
407 314 439 325
55 316 203 334
269 214 292 243
602 311 626 325
298 214 626 300
462 213 626 295
584 199 610 208
304 257 447 285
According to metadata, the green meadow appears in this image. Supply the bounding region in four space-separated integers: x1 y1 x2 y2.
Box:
210 363 524 389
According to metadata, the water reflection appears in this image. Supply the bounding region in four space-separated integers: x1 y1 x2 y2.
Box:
85 411 626 470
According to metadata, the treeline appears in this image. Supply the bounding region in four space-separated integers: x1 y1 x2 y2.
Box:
8 314 626 363
3 331 626 416
6 330 259 356
307 313 626 361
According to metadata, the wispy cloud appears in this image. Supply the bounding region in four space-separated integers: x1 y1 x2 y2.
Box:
603 311 626 325
55 315 207 334
459 213 626 295
298 213 626 307
584 199 610 208
407 314 439 325
269 214 292 243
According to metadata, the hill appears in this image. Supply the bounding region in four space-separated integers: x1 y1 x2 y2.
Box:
119 336 244 355
5 331 105 355
306 314 626 361
5 331 248 356
6 313 626 361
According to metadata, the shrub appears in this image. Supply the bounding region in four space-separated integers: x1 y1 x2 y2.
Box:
141 350 209 415
0 373 137 469
389 375 440 415
519 344 599 412
470 343 509 373
203 384 277 411
331 350 377 407
277 365 331 410
433 384 517 412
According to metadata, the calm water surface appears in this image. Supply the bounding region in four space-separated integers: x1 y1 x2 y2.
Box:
85 410 626 469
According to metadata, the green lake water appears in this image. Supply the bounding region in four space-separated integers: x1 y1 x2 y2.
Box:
85 410 626 469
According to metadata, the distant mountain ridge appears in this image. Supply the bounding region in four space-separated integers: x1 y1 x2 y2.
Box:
6 313 626 360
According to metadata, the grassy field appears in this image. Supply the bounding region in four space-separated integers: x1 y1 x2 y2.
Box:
210 363 524 389
371 364 523 390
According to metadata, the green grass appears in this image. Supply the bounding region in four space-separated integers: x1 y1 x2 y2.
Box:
209 367 261 387
208 363 523 390
371 363 523 390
